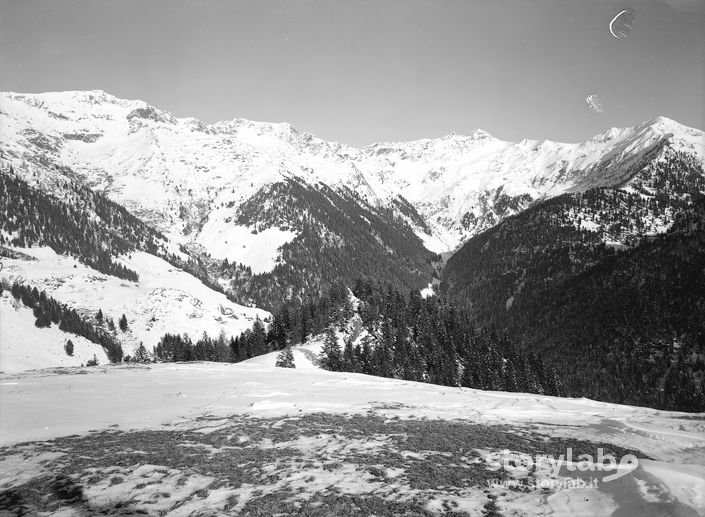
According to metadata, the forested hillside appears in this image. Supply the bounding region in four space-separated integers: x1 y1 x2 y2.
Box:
442 150 704 328
510 199 705 410
3 280 124 363
159 281 564 398
441 153 705 410
0 167 158 280
1 163 438 313
0 165 244 302
217 179 438 310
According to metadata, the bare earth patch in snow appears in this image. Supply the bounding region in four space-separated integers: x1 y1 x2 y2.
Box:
0 363 703 515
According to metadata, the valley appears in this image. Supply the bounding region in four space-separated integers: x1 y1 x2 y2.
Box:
1 90 704 516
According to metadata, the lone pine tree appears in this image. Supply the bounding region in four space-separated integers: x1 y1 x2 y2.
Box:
275 346 296 368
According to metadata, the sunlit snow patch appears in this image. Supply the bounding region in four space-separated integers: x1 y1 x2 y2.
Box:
196 220 297 274
420 283 436 298
0 293 109 373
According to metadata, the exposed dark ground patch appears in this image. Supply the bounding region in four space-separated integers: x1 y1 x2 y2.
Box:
0 413 648 516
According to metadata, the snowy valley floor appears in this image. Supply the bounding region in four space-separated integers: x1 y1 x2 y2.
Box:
1 362 704 516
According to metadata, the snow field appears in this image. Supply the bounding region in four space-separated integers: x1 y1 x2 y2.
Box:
0 247 269 360
0 292 109 372
1 367 703 515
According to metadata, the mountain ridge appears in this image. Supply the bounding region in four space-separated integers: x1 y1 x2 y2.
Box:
2 89 703 255
2 90 703 309
3 90 701 146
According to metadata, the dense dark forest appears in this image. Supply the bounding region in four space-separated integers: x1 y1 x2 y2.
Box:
0 168 146 280
218 178 438 311
0 166 249 301
443 151 704 329
5 280 123 363
442 154 705 411
510 199 705 411
152 280 564 398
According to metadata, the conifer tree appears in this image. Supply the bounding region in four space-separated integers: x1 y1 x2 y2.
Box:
133 342 151 363
33 305 51 328
320 326 342 371
250 317 268 356
11 282 20 300
119 314 128 332
275 346 296 368
342 337 360 372
64 339 74 356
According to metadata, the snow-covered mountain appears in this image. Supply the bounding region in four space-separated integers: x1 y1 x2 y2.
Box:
2 90 703 257
0 247 269 365
0 164 271 368
2 88 704 318
1 91 704 515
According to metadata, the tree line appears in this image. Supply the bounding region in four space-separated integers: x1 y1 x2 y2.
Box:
147 279 563 397
5 281 124 363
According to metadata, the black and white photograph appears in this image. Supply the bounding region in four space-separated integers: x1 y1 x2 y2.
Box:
0 0 704 515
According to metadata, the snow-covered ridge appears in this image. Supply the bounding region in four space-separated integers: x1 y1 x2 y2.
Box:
1 90 703 254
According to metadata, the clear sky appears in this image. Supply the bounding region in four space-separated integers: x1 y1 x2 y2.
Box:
1 0 703 146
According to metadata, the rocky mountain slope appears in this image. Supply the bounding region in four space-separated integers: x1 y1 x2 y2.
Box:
0 168 270 364
2 91 703 249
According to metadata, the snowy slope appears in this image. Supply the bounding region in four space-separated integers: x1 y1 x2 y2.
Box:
360 117 705 247
0 291 109 372
0 362 703 515
2 90 703 254
0 247 269 359
243 339 324 370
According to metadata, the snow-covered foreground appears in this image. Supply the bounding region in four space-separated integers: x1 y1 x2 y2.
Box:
1 360 704 516
0 247 269 362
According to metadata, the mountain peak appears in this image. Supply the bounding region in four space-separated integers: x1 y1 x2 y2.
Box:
442 129 494 141
644 115 678 127
470 128 493 140
2 89 703 255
